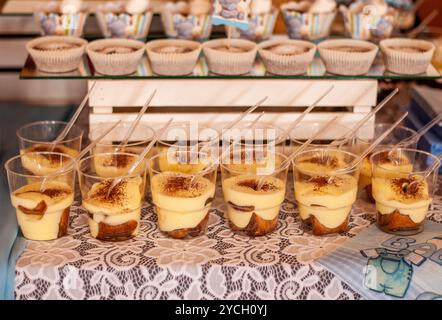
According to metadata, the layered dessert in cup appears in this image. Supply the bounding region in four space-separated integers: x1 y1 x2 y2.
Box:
157 123 219 174
17 120 83 175
221 148 289 236
149 151 216 239
161 0 212 41
293 148 359 236
281 0 337 41
78 153 147 241
34 0 89 37
5 152 75 240
371 148 440 235
354 123 417 201
96 0 153 39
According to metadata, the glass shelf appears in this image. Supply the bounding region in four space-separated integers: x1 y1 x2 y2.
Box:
20 53 441 80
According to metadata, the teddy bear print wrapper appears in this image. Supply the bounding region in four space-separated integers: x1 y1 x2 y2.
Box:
161 12 212 41
281 3 336 41
34 2 89 37
212 0 251 31
228 8 278 42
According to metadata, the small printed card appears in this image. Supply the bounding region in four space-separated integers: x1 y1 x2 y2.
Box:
319 222 442 300
212 0 251 31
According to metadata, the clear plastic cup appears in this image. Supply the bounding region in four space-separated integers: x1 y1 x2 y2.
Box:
354 123 417 201
221 148 289 237
17 120 84 158
77 153 147 241
293 148 360 236
89 121 155 155
148 151 217 239
5 152 76 240
371 148 440 235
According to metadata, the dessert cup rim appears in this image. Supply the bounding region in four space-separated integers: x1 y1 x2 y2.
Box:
289 122 352 147
202 38 257 54
317 38 378 52
354 122 418 145
4 152 75 178
77 152 146 180
292 147 360 175
369 147 441 175
148 150 216 176
26 35 88 51
220 150 290 175
258 39 316 51
221 122 289 147
17 120 84 145
88 122 155 148
380 38 436 54
86 38 146 54
157 122 219 148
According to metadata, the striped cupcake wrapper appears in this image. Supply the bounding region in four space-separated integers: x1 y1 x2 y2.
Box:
283 10 336 40
36 12 88 37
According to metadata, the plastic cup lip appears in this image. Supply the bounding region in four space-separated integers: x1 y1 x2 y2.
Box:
77 152 145 180
88 121 156 148
220 148 291 176
289 122 352 147
369 147 441 176
157 122 220 149
221 122 289 147
16 120 84 145
292 147 360 176
355 123 418 146
148 150 216 176
4 152 75 178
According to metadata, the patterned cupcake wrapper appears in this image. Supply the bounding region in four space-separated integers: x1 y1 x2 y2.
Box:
318 39 378 75
96 11 153 40
26 36 87 73
380 38 435 75
258 40 316 75
341 11 394 40
161 12 212 41
202 39 257 75
34 12 88 37
146 39 202 76
281 9 336 40
87 39 146 76
227 9 279 42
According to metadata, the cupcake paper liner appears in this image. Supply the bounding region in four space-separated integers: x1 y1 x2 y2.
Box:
87 39 146 76
202 39 257 75
26 36 88 73
258 39 316 75
228 8 279 42
318 39 378 75
146 39 202 76
96 10 153 40
380 38 435 75
281 5 336 41
34 12 89 37
161 11 212 41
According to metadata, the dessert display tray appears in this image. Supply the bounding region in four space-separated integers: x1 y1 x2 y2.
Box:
14 177 442 300
20 54 441 80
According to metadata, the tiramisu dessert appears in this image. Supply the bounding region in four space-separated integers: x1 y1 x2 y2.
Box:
82 177 143 241
11 181 74 240
146 39 202 76
258 39 316 75
86 38 145 75
93 153 140 178
26 36 87 73
380 38 435 75
150 173 216 239
293 149 359 235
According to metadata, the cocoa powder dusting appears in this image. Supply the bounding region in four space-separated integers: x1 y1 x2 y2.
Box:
300 155 338 168
392 178 422 198
309 176 337 190
164 176 201 193
30 145 66 163
103 154 130 168
92 180 127 204
237 179 278 192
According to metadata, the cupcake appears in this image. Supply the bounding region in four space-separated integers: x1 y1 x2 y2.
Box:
281 0 337 41
146 39 202 76
26 36 87 73
161 0 212 41
203 39 257 75
228 0 279 42
340 0 397 41
258 39 316 75
87 38 145 75
96 0 153 39
34 0 89 37
318 39 378 75
380 38 435 75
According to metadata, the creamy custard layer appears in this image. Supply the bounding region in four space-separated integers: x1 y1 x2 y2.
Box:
11 181 74 240
372 176 431 223
294 175 357 228
222 174 285 229
151 172 215 232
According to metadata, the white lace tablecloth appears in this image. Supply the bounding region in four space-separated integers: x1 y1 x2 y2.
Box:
14 178 442 300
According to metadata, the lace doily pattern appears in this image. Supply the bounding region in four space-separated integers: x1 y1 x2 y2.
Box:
14 178 442 300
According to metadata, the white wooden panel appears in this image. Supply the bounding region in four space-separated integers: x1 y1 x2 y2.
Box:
88 80 378 108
